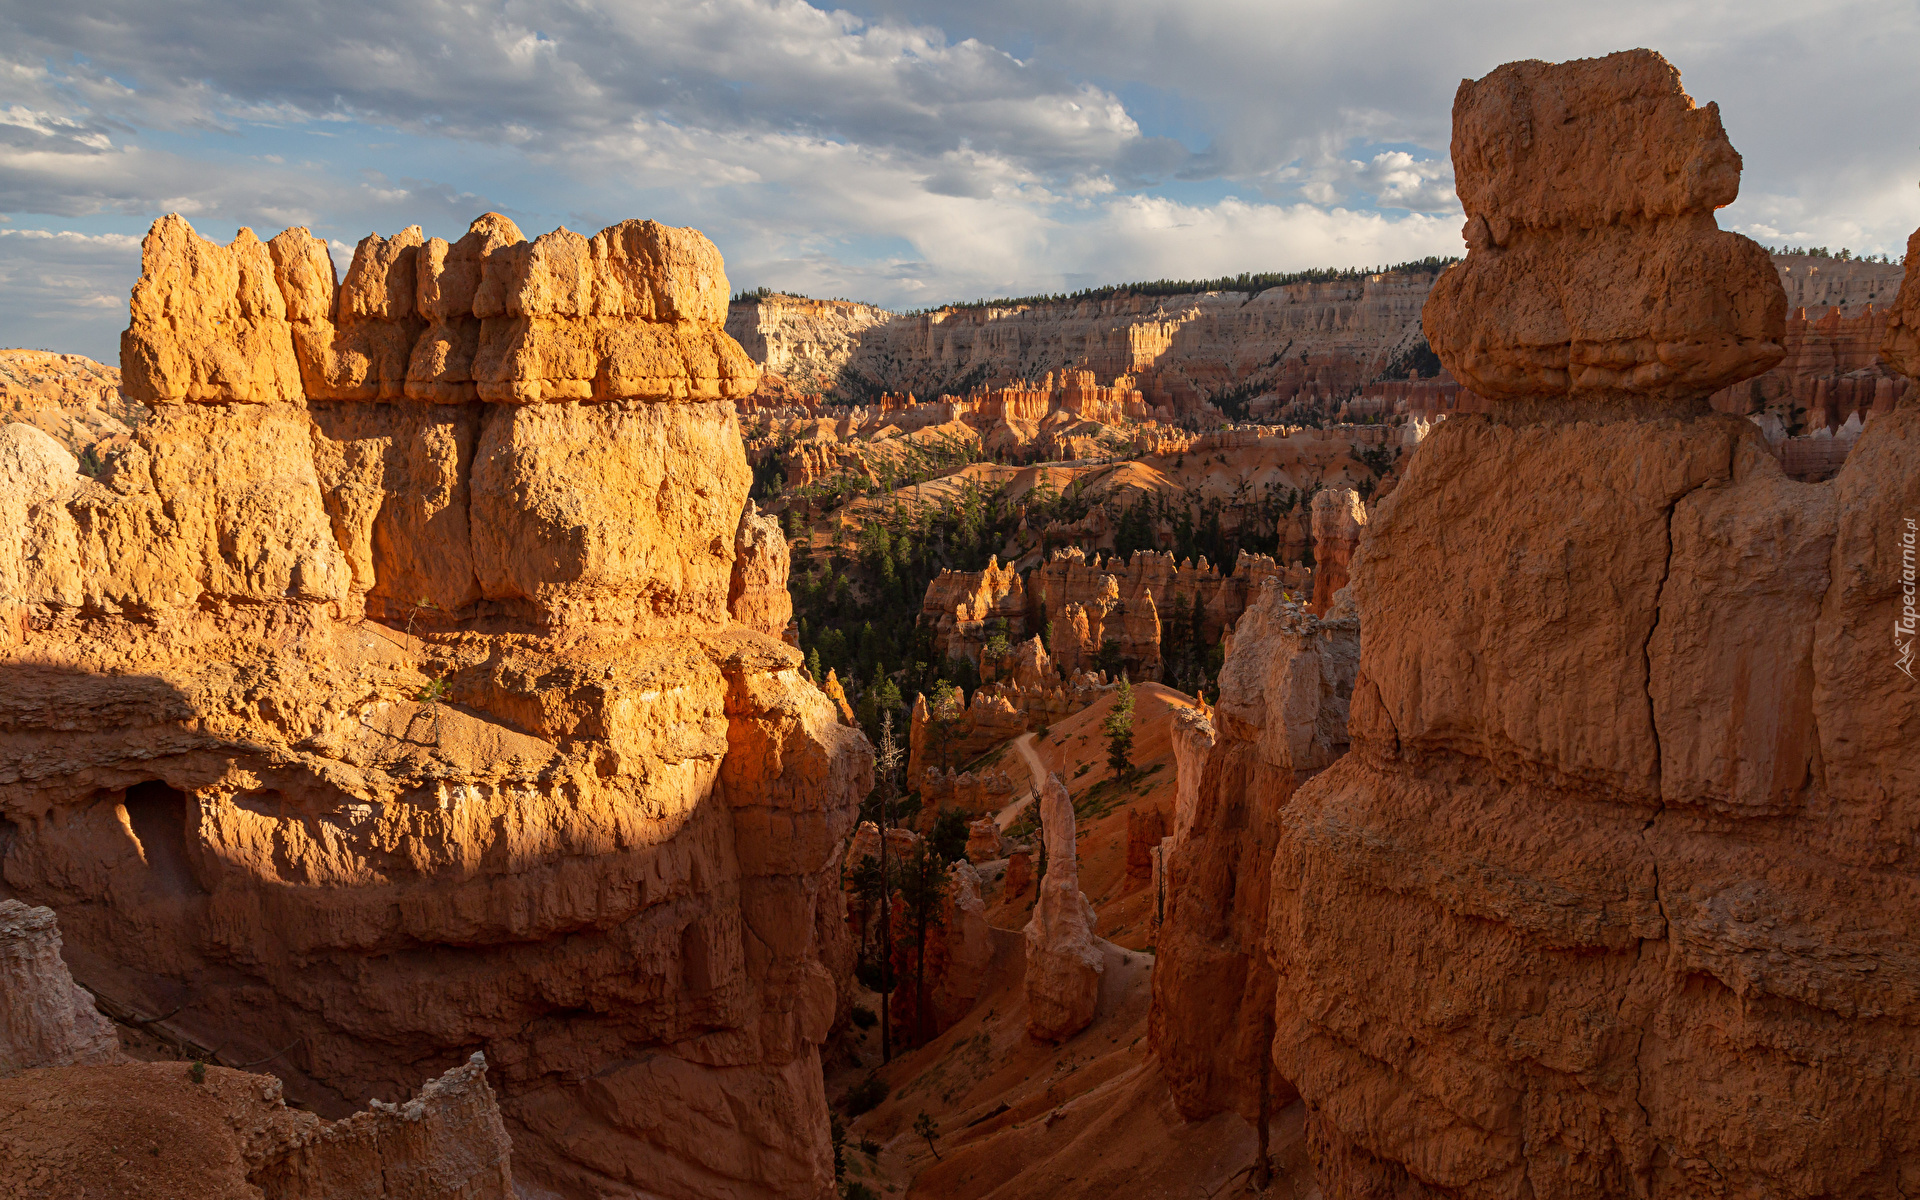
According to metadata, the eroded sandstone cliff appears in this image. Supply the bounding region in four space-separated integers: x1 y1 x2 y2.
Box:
0 213 869 1198
1149 582 1356 1126
1257 50 1920 1197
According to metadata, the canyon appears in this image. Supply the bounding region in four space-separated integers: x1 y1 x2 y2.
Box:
1 43 1916 1200
729 252 1902 435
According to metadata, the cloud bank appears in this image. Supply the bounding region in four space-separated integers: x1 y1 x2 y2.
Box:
1 0 1914 361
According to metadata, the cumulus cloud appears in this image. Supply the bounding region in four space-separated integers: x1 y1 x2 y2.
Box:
1 0 1160 178
0 0 1912 361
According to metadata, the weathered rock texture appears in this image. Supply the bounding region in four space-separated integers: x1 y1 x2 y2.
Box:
731 498 796 638
251 1052 515 1199
1308 487 1366 615
1424 50 1785 408
1149 583 1356 1123
0 1053 514 1199
1260 51 1920 1199
0 899 122 1078
0 213 868 1199
1022 771 1102 1041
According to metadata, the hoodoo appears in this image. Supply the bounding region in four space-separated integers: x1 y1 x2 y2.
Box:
0 212 870 1198
3 30 1916 1200
1259 49 1920 1196
1022 770 1103 1041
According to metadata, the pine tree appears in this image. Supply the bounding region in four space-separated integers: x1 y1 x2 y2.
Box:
1104 675 1136 779
895 842 951 1046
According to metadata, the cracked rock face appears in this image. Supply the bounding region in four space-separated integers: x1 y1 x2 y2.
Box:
1 213 869 1199
1260 51 1920 1198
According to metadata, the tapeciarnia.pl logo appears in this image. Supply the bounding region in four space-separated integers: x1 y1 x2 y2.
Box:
1899 515 1917 680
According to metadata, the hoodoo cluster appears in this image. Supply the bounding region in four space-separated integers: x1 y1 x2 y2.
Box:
0 212 869 1198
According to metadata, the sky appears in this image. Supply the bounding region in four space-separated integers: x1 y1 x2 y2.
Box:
1 0 1916 363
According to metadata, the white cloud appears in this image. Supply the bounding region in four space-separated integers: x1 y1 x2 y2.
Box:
0 228 142 358
0 0 1913 362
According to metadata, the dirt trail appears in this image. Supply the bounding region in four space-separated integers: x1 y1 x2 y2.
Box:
994 732 1043 829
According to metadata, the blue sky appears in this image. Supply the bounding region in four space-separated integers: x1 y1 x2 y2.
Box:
2 0 1916 363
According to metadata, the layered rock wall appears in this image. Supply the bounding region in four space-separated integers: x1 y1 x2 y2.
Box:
0 213 868 1199
732 272 1443 417
724 292 897 398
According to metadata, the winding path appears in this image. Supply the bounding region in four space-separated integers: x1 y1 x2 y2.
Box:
993 731 1046 830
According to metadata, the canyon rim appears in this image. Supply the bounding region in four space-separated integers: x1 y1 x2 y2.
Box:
0 32 1915 1200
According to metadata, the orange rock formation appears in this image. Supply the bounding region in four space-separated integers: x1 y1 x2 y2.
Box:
1425 52 1785 409
1022 771 1102 1041
0 213 869 1198
1307 486 1366 615
1149 583 1356 1124
1251 51 1920 1196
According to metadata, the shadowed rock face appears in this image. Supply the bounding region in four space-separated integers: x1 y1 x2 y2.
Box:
0 902 517 1197
1 1053 516 1199
1 213 870 1199
1255 50 1920 1199
1148 583 1356 1126
0 899 122 1078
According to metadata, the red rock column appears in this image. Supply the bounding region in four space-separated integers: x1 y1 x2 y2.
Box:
1264 50 1919 1199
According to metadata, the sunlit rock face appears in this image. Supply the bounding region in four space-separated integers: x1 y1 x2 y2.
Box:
1425 50 1786 411
1 212 870 1199
1256 50 1920 1199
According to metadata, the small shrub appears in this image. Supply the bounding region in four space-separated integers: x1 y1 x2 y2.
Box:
831 1112 847 1182
850 1004 877 1030
189 1059 207 1085
843 1072 890 1117
914 1111 942 1160
859 1137 882 1158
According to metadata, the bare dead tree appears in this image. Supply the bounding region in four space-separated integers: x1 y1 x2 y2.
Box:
875 711 903 1063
